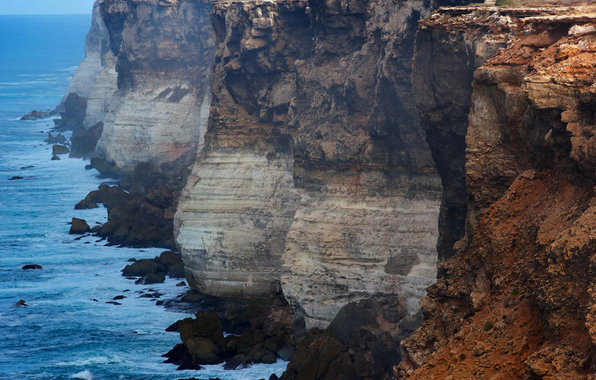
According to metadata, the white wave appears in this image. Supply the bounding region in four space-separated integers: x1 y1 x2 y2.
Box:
56 355 124 367
56 66 79 72
0 80 55 86
70 370 93 380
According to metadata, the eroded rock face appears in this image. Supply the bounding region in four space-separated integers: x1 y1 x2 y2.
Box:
400 6 596 379
60 1 111 108
95 0 215 174
176 0 470 329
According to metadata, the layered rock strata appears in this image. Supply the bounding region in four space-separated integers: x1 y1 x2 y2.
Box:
400 6 596 378
95 0 215 175
176 0 470 330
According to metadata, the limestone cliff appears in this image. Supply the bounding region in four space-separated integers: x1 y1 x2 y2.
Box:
400 5 596 378
60 1 112 109
95 0 215 175
176 0 470 331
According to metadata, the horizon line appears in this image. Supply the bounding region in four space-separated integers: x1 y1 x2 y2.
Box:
0 13 92 16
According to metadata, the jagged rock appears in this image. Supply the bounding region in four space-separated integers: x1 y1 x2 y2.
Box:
70 218 90 234
168 301 296 371
46 132 67 144
54 92 87 131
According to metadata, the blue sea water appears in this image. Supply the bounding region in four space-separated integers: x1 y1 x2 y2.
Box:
0 15 286 380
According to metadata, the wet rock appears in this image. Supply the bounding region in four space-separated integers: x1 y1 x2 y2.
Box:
51 155 60 161
106 301 121 305
113 295 126 300
7 176 23 181
22 264 43 270
54 92 87 131
74 199 99 210
21 110 56 120
280 296 406 380
176 281 186 287
16 300 28 306
70 218 90 234
46 132 67 144
52 145 69 155
166 320 182 332
138 272 165 285
84 185 131 210
20 166 34 170
70 122 103 158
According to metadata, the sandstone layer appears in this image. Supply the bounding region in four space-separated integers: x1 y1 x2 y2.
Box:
95 0 215 175
176 0 471 331
400 6 596 379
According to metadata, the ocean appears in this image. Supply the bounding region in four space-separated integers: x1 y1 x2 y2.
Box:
0 15 286 380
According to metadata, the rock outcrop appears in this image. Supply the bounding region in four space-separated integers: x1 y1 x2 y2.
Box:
176 0 471 332
400 5 596 379
95 0 215 175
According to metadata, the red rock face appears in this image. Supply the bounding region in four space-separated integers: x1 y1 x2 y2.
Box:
401 6 596 379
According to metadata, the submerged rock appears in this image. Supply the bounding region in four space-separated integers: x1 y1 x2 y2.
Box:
21 109 56 120
70 218 90 234
22 264 43 270
7 176 23 181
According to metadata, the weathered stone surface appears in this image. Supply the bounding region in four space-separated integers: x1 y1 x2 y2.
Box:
176 0 470 330
400 6 596 379
95 0 215 174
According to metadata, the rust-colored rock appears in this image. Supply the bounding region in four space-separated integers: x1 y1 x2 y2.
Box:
401 5 596 379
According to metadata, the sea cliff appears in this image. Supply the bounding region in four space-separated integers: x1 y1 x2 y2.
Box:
400 5 596 378
57 0 596 378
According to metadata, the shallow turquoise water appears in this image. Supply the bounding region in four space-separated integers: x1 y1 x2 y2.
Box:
0 14 286 380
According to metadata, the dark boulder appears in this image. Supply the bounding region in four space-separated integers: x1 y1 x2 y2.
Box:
22 264 43 270
52 145 70 155
122 259 166 277
70 218 90 234
51 155 60 161
75 199 99 210
70 122 103 158
54 93 87 131
139 272 166 285
84 185 131 210
280 296 410 380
